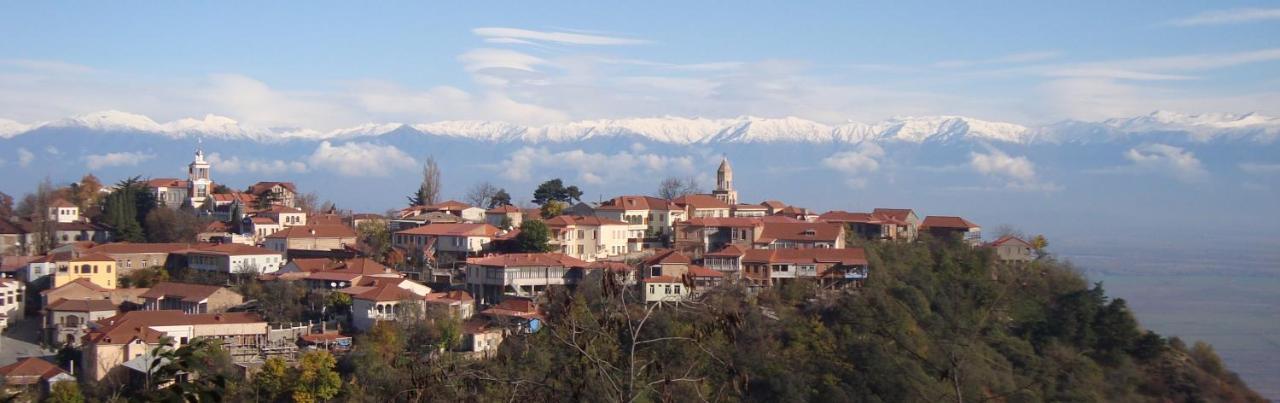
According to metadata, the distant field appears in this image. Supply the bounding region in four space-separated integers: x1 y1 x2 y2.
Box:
1064 238 1280 401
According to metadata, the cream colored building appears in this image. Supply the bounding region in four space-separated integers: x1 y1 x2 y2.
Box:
263 225 357 254
54 253 117 289
82 310 268 382
545 215 630 261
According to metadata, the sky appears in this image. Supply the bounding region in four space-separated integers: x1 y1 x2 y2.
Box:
2 1 1280 130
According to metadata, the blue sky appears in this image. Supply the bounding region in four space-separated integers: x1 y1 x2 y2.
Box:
3 1 1279 129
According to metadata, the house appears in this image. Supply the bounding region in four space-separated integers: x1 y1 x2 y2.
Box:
672 217 763 259
23 252 71 283
460 297 543 357
463 253 591 305
301 258 401 289
340 277 434 331
755 221 846 249
641 249 693 279
139 282 244 314
400 200 485 222
40 278 148 308
44 298 119 346
639 253 723 304
258 205 308 227
247 181 298 208
263 225 358 255
741 248 869 289
243 216 283 242
184 244 284 274
81 310 269 381
47 221 112 245
349 213 386 229
0 256 38 282
54 253 117 289
0 220 28 255
47 199 80 223
988 235 1035 263
920 216 982 244
871 208 920 241
146 178 191 208
773 206 819 222
392 223 501 259
0 278 25 326
593 195 684 250
423 290 476 320
818 210 906 241
731 203 769 217
642 276 689 303
702 244 747 277
0 358 75 398
484 205 523 229
545 215 630 261
85 242 191 275
389 212 464 232
761 200 789 215
671 194 732 218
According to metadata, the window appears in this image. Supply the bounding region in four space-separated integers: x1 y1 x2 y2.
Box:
674 285 681 294
106 265 111 273
664 285 671 295
576 230 584 239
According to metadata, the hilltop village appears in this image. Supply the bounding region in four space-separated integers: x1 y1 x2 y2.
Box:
0 148 1056 400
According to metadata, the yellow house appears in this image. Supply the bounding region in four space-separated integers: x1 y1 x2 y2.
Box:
55 253 117 289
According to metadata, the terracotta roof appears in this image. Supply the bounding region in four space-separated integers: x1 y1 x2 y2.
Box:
145 178 189 188
685 265 723 278
742 248 868 266
288 258 342 273
466 253 590 268
0 358 69 384
872 208 915 222
817 211 877 223
0 256 39 272
248 182 296 195
0 219 26 235
671 194 731 210
757 222 844 243
265 225 356 239
774 206 815 217
86 310 264 345
89 242 193 255
308 214 345 226
139 282 232 302
424 200 476 211
249 217 278 225
682 217 763 228
202 221 230 233
988 235 1032 247
188 243 281 256
761 200 788 210
462 317 494 334
544 215 627 227
587 261 632 272
351 280 426 302
642 275 682 284
396 223 499 237
733 204 768 211
920 216 980 230
49 198 77 208
71 253 115 263
424 290 474 304
643 250 691 266
704 244 747 257
41 278 109 295
481 297 542 320
485 205 521 214
595 195 678 211
46 298 120 312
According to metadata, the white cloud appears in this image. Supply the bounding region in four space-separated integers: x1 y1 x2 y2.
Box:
17 148 34 168
969 147 1059 191
44 145 60 155
1167 8 1280 26
457 48 549 73
935 51 1062 68
472 27 648 46
307 141 417 177
85 151 154 169
821 143 885 188
497 147 695 185
206 152 308 175
1239 162 1280 174
1122 143 1209 182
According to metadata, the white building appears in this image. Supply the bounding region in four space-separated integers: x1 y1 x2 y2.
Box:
0 278 25 327
392 223 500 258
464 253 591 305
593 196 684 251
185 244 284 274
545 215 630 261
187 148 212 208
47 199 80 224
341 278 434 331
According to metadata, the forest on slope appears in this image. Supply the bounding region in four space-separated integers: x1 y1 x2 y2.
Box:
104 238 1263 403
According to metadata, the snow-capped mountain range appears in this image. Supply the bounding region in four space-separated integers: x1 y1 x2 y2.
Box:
2 110 1277 144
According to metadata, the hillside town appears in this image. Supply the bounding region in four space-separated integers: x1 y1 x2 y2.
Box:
0 147 1041 401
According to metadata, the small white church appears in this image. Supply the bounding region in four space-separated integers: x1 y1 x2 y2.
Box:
146 147 213 209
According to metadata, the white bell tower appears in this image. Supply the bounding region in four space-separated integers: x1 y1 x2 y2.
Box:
188 143 212 208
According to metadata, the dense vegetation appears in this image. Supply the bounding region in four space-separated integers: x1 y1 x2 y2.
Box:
83 237 1259 402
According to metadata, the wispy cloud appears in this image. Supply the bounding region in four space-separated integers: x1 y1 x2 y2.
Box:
473 27 648 46
821 143 885 188
1090 143 1210 183
307 141 417 177
85 151 154 169
17 148 34 168
935 51 1062 68
969 147 1059 191
1167 8 1280 27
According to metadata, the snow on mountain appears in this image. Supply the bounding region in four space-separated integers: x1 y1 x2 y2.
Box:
2 110 1276 144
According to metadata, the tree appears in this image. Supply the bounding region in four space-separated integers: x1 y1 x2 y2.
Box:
22 178 59 254
657 176 701 200
68 174 104 213
489 189 512 209
539 200 566 219
357 220 392 260
292 351 341 403
211 183 233 194
532 178 582 205
0 191 13 219
514 219 554 252
295 192 321 213
252 357 291 401
1031 234 1049 257
464 181 501 208
408 156 441 206
124 266 170 288
46 381 84 403
144 207 203 242
101 177 156 242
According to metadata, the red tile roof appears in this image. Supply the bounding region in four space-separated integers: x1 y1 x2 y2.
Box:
0 358 69 384
145 178 189 188
86 310 264 345
466 253 590 268
671 194 731 210
45 298 119 312
704 244 747 257
248 181 297 195
481 297 541 320
49 198 77 208
396 223 499 237
139 282 231 302
685 265 723 278
682 217 763 228
643 249 691 266
70 253 115 263
265 225 356 239
988 235 1032 247
920 216 980 230
88 242 193 255
642 275 682 284
595 195 678 211
872 208 916 222
757 222 844 243
544 215 627 227
742 248 868 266
486 205 521 214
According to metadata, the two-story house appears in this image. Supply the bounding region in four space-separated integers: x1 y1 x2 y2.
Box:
392 223 501 260
44 298 119 346
544 215 630 261
741 248 869 289
139 282 244 314
464 253 591 305
920 216 982 244
593 196 684 250
263 225 358 256
184 244 284 274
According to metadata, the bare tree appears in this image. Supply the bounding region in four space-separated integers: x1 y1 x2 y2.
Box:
408 156 442 206
295 192 321 213
656 177 701 200
24 178 59 254
464 182 501 208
